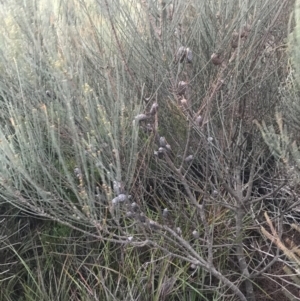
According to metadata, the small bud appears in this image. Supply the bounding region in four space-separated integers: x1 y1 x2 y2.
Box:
128 236 133 241
112 197 119 204
117 194 128 202
218 79 224 86
74 167 82 178
139 213 146 223
212 190 218 197
190 263 197 270
163 208 168 218
192 230 199 239
207 137 213 142
165 144 171 152
145 123 153 132
176 227 182 235
158 147 167 155
159 136 167 147
131 202 139 212
184 155 193 163
157 148 165 159
195 115 203 126
144 97 151 103
45 90 56 99
113 181 122 195
149 220 159 229
178 81 187 96
186 48 192 63
112 194 131 204
134 114 148 123
126 211 133 218
150 102 158 115
176 46 186 63
211 53 222 65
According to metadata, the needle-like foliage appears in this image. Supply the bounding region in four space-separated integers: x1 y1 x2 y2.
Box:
0 0 296 300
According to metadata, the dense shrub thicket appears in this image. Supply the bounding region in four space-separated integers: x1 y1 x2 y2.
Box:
0 0 299 300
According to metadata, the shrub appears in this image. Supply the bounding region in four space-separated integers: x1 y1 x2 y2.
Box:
0 0 295 300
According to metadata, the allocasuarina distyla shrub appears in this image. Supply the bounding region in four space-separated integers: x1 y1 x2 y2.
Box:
0 0 296 300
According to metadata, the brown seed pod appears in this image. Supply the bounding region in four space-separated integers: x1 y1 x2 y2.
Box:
178 81 187 96
211 53 222 65
240 31 247 38
180 98 188 108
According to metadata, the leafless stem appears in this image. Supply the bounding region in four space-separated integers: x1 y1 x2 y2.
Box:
164 153 214 268
144 218 247 301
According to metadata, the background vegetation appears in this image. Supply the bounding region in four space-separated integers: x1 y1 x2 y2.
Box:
0 0 299 300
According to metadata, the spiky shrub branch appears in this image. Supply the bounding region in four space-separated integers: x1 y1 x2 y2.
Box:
0 0 294 300
126 1 291 300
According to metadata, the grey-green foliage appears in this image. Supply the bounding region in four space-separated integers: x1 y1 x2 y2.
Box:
0 0 294 300
0 0 142 229
0 0 288 226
